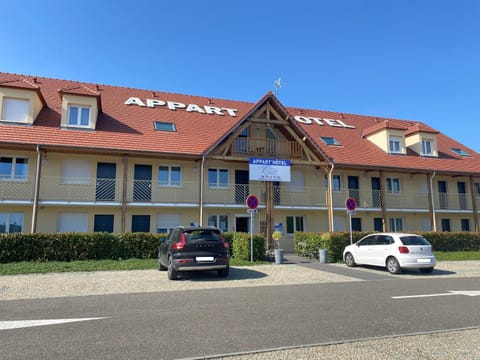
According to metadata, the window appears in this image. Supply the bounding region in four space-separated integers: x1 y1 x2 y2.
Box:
1 98 29 122
154 121 176 132
386 177 401 194
333 175 341 191
389 218 403 232
320 137 341 146
208 168 228 188
461 219 470 232
58 213 88 232
61 159 91 184
94 214 114 233
0 157 28 181
422 139 433 155
475 183 480 195
441 218 451 232
158 166 182 187
351 218 362 231
208 214 229 232
0 212 24 233
156 214 181 234
286 215 304 234
68 105 90 127
451 148 471 157
389 136 401 153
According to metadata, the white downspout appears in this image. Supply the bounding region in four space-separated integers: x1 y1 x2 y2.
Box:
429 170 437 231
199 155 205 226
328 162 335 232
31 145 42 233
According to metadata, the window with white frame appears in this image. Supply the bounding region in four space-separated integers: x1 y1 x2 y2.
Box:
0 212 24 233
0 157 28 181
67 105 91 127
156 214 181 234
158 165 182 187
1 98 29 122
58 213 88 232
208 168 229 188
286 170 304 192
389 136 402 153
422 139 433 155
386 177 401 194
389 217 403 232
61 159 91 184
286 215 304 234
208 214 229 232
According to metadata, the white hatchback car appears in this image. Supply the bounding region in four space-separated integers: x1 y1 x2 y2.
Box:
343 233 436 274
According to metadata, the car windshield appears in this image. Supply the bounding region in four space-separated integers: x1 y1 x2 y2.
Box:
399 235 430 246
184 230 221 242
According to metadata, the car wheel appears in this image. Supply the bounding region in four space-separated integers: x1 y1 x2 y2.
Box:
419 267 434 274
344 252 356 267
218 266 229 278
167 256 178 280
386 257 401 274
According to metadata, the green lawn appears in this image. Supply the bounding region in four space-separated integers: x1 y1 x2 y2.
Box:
0 252 478 276
0 258 271 276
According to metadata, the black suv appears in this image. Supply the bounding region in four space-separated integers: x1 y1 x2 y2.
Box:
157 226 230 280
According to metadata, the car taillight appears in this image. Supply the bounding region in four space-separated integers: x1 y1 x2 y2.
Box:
398 246 409 254
221 235 230 249
173 233 186 250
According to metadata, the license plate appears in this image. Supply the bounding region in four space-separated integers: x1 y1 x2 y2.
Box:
196 256 214 262
417 258 431 263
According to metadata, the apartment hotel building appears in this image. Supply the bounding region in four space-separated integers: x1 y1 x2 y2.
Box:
1 72 479 251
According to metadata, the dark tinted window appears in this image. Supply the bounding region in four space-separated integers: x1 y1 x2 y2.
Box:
184 229 221 242
400 235 430 246
358 236 375 246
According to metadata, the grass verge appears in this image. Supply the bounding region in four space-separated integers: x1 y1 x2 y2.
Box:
0 258 271 276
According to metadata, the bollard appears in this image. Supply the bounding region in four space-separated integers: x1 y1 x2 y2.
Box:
319 249 328 263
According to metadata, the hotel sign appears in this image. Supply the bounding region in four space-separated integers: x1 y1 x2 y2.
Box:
249 158 291 182
124 97 355 128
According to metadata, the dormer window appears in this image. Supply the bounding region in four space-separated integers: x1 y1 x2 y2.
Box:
389 136 402 153
1 98 29 122
68 105 91 127
422 139 433 155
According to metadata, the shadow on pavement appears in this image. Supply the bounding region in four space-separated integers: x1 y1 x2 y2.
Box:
175 267 268 282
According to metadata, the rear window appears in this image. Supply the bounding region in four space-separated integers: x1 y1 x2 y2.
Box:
399 235 430 246
184 230 222 242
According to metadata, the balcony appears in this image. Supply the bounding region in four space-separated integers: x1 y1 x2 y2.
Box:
231 138 303 158
1 175 478 213
0 177 34 202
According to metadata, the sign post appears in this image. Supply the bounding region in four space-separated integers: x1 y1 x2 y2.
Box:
345 198 357 245
246 195 259 262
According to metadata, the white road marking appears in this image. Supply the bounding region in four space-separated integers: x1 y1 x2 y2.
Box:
0 317 109 331
393 290 480 299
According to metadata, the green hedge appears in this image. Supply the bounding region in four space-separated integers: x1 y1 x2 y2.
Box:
231 232 265 261
0 231 266 263
294 231 480 263
0 232 166 263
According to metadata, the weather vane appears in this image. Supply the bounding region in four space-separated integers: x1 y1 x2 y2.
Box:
273 77 282 95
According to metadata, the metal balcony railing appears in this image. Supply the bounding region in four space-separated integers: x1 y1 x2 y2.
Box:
2 175 479 212
0 177 34 201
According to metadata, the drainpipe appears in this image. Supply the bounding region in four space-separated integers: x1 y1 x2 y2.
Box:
31 145 42 233
327 162 335 232
429 170 437 232
199 155 205 226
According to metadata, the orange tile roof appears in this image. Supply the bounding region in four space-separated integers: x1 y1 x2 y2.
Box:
0 72 479 175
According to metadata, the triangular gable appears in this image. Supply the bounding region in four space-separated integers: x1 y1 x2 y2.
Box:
206 92 329 166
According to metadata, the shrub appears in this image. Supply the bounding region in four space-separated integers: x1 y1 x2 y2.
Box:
232 232 265 261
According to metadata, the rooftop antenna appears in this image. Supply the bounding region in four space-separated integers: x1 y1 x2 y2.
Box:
273 77 282 96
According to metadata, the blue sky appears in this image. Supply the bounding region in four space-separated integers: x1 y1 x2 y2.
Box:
2 0 479 151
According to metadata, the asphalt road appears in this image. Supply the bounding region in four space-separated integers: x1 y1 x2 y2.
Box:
1 276 479 360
